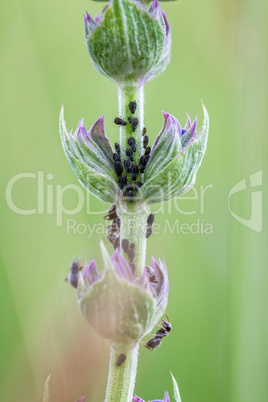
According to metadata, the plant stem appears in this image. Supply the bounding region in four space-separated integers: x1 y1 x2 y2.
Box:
118 81 144 165
105 343 139 402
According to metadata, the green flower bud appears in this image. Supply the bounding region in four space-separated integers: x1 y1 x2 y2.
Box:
76 243 169 347
84 0 169 83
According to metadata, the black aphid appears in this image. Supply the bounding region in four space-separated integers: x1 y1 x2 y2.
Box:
127 248 135 263
128 137 136 149
114 117 127 126
147 213 155 226
119 174 127 189
145 146 151 156
113 153 121 162
142 127 147 136
143 135 149 149
146 226 153 239
129 101 137 114
131 117 139 132
123 158 131 172
116 354 127 367
115 143 121 155
139 155 147 173
126 148 134 161
128 116 133 124
130 243 135 249
115 161 123 177
122 239 129 253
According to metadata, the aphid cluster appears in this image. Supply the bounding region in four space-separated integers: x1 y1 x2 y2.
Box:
146 213 154 239
104 204 120 250
144 319 172 351
121 238 136 273
113 101 151 203
67 261 82 288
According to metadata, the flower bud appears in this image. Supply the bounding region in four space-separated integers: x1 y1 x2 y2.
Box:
84 0 170 84
76 242 169 347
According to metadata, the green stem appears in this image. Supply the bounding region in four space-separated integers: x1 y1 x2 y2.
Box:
105 344 139 402
118 81 144 166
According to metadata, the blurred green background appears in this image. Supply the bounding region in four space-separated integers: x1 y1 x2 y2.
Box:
0 0 267 401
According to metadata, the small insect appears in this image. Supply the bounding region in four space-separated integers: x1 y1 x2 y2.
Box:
131 117 139 132
147 213 154 226
116 354 127 367
123 159 131 173
119 174 127 189
142 127 147 136
113 152 120 162
128 116 133 124
114 161 123 177
130 243 135 249
127 248 135 263
114 117 127 126
115 142 121 155
144 146 151 156
129 101 137 114
143 135 149 149
122 239 129 253
139 155 147 173
126 148 134 161
128 137 136 149
67 261 82 289
144 318 172 351
130 164 139 175
103 204 117 221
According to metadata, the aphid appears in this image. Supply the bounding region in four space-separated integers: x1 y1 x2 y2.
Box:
115 161 123 177
128 137 136 149
139 155 147 173
126 148 134 161
144 146 151 156
128 116 133 124
103 204 117 221
119 174 127 189
147 213 155 226
115 142 121 155
130 243 135 249
142 127 147 136
67 261 82 289
114 117 127 126
129 101 137 114
113 153 120 162
131 164 139 175
123 158 131 173
131 117 139 132
122 239 129 253
143 135 149 149
146 226 153 239
127 248 135 263
116 354 127 367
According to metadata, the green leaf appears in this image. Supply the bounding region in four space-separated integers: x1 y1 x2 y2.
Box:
170 372 182 402
43 372 51 402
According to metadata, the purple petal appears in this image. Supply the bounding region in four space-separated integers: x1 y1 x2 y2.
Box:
111 249 134 282
133 396 145 402
181 118 197 149
184 113 192 130
75 396 87 402
87 116 114 163
149 0 161 18
83 260 101 286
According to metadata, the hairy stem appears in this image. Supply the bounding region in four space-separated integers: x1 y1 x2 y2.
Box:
118 81 144 165
105 344 139 402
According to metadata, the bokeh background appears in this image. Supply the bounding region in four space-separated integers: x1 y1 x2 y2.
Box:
0 0 267 401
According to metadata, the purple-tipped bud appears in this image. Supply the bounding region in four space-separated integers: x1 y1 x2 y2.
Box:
133 391 170 402
76 243 169 346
